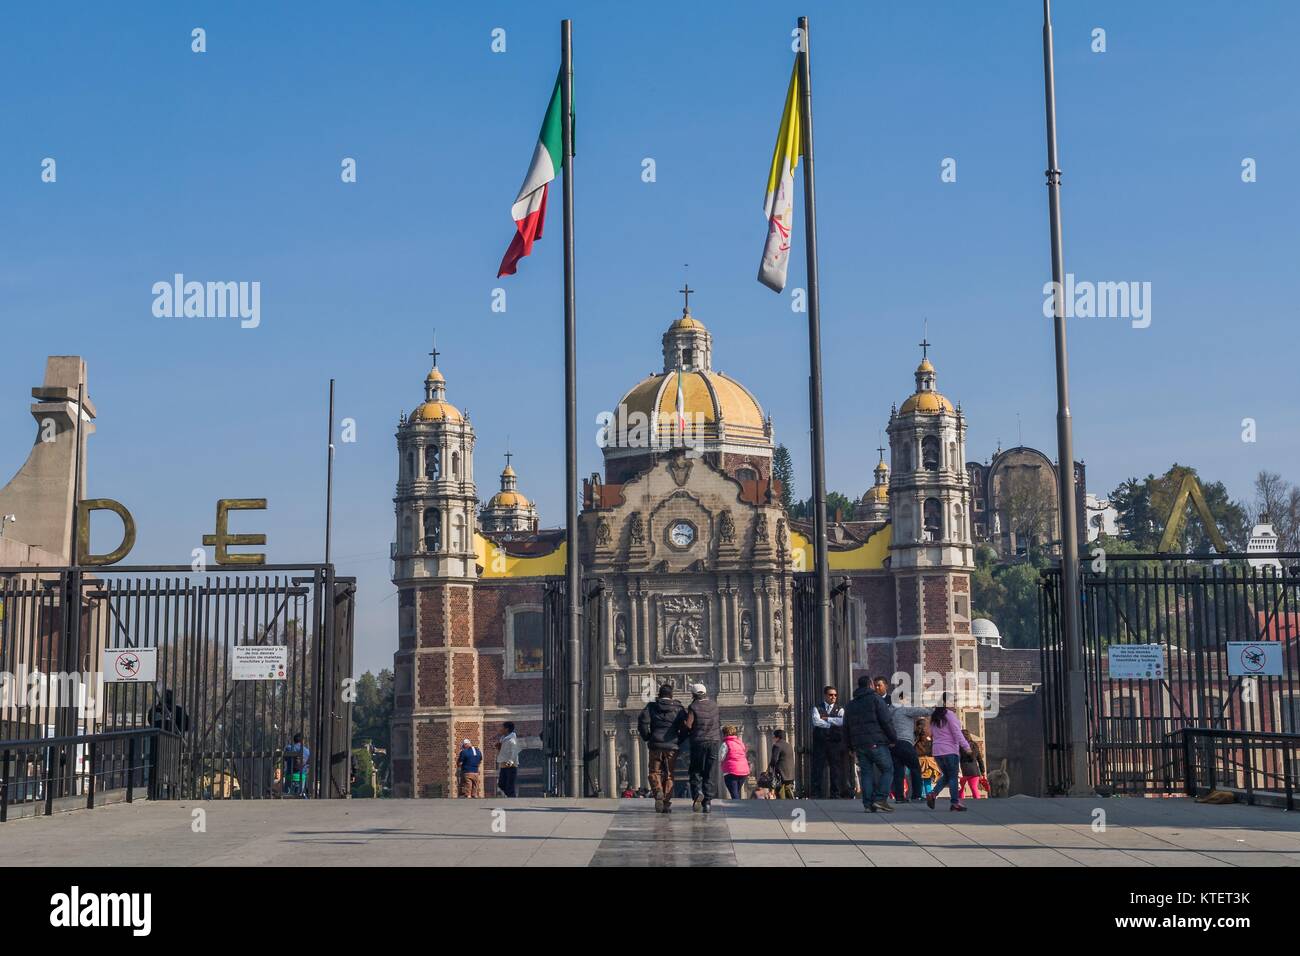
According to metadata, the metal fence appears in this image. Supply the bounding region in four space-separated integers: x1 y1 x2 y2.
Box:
0 565 354 810
540 575 602 796
792 573 851 796
1041 555 1300 798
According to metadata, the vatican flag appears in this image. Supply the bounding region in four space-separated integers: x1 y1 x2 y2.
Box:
757 61 802 293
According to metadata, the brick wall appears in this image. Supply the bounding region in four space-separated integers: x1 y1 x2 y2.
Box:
448 586 472 647
922 576 949 634
852 573 897 637
416 721 451 797
417 652 448 708
898 576 919 634
419 587 445 648
451 650 477 706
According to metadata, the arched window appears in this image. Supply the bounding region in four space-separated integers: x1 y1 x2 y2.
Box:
451 451 460 480
425 446 439 480
736 466 758 483
453 513 465 551
922 435 940 471
422 507 441 551
948 441 957 471
923 498 943 541
953 503 965 542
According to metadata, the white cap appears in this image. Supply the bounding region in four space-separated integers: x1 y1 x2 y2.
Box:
691 683 707 695
462 738 471 746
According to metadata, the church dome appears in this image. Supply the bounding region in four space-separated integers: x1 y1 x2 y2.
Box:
864 482 888 503
899 354 955 415
487 490 530 509
411 363 463 422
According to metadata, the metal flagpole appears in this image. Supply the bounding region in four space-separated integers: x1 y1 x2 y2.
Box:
796 16 834 692
1041 0 1089 795
560 18 583 798
325 378 335 566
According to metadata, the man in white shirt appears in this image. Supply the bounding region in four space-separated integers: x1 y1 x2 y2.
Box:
495 721 522 797
810 686 849 798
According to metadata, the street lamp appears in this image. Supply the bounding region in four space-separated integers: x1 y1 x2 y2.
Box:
0 514 16 537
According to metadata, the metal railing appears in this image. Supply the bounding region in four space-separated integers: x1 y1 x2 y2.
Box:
0 726 180 821
1181 727 1300 810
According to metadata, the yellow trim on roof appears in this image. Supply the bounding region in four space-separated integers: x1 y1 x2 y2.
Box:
789 523 891 571
474 532 565 578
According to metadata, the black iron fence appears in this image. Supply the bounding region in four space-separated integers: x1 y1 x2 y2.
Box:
792 573 851 797
0 565 354 808
1041 554 1300 797
540 575 602 797
1181 728 1300 810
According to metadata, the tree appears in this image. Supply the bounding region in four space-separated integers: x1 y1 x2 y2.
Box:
970 545 1046 648
1251 470 1300 552
1111 464 1249 553
791 491 855 522
352 669 393 752
772 444 795 512
997 466 1057 559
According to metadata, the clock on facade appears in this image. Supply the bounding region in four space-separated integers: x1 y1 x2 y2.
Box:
667 520 696 549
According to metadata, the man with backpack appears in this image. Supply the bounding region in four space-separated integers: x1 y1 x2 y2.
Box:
637 683 688 813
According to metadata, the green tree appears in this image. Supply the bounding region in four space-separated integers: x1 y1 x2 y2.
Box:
792 491 855 522
970 545 1047 648
773 444 795 512
1111 464 1249 553
351 669 393 752
351 746 375 798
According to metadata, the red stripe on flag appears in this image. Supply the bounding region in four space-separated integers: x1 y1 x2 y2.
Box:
496 184 549 277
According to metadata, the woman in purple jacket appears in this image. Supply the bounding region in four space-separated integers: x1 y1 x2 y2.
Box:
925 698 970 811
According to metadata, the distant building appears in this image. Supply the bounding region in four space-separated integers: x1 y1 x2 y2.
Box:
1247 522 1283 571
965 446 1087 559
1085 493 1119 542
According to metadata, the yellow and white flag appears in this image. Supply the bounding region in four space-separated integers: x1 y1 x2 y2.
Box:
758 61 802 293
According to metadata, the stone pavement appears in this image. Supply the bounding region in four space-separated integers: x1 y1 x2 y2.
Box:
3 795 1299 867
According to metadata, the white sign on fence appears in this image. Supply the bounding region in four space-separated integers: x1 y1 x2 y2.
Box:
1107 644 1165 679
231 645 288 681
101 647 157 683
1227 641 1284 677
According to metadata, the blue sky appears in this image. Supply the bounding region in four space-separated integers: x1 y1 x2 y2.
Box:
2 1 1296 673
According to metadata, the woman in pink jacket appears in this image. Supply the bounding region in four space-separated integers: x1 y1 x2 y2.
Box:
720 726 751 799
925 698 970 811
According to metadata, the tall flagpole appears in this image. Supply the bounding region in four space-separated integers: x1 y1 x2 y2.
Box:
797 16 834 691
560 18 582 798
1041 0 1088 794
325 378 335 566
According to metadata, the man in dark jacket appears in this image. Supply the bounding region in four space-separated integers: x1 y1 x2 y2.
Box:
769 729 795 799
638 683 688 813
682 683 721 812
843 675 898 813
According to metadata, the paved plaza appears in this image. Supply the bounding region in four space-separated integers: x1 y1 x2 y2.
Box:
3 796 1299 867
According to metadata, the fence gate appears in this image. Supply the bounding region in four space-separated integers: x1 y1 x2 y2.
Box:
1041 556 1300 798
792 573 851 796
0 565 354 803
541 575 603 797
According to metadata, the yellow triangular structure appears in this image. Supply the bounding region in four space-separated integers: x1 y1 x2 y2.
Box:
1157 473 1229 553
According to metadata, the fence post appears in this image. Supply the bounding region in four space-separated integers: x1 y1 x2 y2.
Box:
1182 730 1195 797
0 749 9 822
1242 732 1254 806
1286 742 1295 813
44 744 56 816
87 740 97 809
126 737 136 804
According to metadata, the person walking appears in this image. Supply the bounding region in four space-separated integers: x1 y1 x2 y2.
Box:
495 721 521 798
960 729 987 800
810 686 848 798
457 739 484 798
720 726 751 799
769 729 796 799
925 699 970 812
637 682 688 813
873 676 931 803
843 675 898 813
683 683 721 813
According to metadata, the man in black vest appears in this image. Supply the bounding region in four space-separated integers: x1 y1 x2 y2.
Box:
683 683 721 813
810 685 848 798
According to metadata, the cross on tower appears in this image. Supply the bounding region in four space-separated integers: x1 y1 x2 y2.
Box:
504 449 513 468
429 332 440 368
918 335 931 362
877 442 887 462
679 284 694 315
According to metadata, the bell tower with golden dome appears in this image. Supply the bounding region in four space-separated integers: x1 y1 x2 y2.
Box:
393 350 478 581
479 452 539 534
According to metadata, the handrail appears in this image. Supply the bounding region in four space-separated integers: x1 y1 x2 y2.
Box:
1180 727 1299 811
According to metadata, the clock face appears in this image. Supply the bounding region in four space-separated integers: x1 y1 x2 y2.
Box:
668 521 695 549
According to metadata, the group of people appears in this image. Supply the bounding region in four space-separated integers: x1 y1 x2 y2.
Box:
636 681 789 813
455 722 521 798
812 677 987 812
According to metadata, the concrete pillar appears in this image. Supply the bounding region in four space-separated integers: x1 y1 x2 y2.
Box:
627 726 643 790
603 729 618 796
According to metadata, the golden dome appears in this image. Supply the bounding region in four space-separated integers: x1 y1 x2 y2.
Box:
671 314 704 330
411 400 463 422
899 391 954 415
916 358 935 374
874 459 888 475
616 369 767 443
502 463 516 478
425 367 445 384
488 490 530 509
864 483 888 502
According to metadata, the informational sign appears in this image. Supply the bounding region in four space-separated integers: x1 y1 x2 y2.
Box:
231 645 287 681
1227 642 1284 677
101 647 157 683
1107 644 1165 679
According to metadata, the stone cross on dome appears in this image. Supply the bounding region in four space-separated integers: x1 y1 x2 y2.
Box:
679 283 694 316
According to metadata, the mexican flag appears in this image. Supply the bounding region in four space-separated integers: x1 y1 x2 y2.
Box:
498 73 565 277
757 61 802 292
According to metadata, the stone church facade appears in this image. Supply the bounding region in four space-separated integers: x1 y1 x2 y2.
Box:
390 302 983 798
